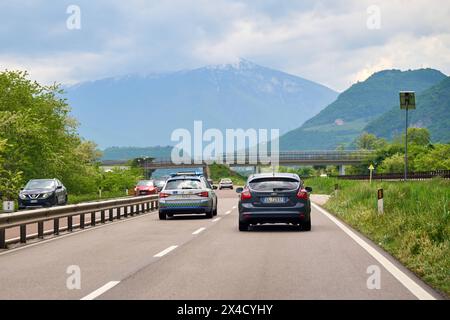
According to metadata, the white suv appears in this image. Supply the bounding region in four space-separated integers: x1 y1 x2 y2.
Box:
219 178 234 190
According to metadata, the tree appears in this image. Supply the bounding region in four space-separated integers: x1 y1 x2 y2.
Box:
406 128 431 146
356 132 387 150
414 144 450 170
378 153 406 173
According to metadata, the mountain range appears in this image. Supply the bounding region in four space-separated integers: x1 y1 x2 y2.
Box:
67 59 338 149
279 69 447 150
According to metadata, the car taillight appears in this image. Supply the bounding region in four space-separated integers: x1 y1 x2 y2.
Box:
148 187 155 192
197 191 209 197
296 189 309 200
241 189 252 200
159 192 170 198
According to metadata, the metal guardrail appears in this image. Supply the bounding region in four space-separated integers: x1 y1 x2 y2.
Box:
0 195 159 249
335 170 450 181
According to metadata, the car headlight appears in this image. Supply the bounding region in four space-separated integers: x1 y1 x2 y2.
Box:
41 192 52 199
19 193 27 200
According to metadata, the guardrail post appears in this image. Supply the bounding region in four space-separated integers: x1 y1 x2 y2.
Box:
38 221 44 238
151 201 154 211
67 216 73 232
109 209 113 221
0 228 5 249
101 210 105 223
117 207 121 220
54 218 59 235
91 212 96 226
155 201 159 210
80 214 85 229
20 225 26 243
124 206 128 218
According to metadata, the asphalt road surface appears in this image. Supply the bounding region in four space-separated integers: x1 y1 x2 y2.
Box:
0 190 442 300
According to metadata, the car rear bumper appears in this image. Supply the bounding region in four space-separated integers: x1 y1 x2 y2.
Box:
159 199 213 214
239 203 310 224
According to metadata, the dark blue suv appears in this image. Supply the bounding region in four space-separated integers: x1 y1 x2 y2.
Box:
236 173 312 231
18 179 68 209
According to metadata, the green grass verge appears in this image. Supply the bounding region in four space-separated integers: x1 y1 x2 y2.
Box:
304 177 450 297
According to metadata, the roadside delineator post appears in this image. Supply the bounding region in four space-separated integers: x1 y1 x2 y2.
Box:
334 183 339 197
377 189 384 214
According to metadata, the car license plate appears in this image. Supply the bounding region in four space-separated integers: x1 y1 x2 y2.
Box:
30 200 38 204
261 197 287 204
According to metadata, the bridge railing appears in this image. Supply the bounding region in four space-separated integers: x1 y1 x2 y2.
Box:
140 151 374 166
0 195 159 249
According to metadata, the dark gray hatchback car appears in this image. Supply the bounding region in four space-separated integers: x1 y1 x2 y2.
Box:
236 173 312 231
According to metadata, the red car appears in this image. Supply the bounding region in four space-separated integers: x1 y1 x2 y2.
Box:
134 180 158 196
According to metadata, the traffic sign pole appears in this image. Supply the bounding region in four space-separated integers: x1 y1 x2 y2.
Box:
399 91 415 182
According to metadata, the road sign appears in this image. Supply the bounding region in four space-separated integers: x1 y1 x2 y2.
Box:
399 91 416 110
369 164 375 183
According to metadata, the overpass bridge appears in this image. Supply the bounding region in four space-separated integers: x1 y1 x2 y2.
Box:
102 150 373 176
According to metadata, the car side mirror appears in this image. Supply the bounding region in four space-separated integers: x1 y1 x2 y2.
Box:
20 187 24 191
305 186 313 193
235 187 244 193
212 185 218 190
56 185 63 190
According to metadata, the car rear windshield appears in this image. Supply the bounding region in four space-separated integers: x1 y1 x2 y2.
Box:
249 178 299 191
137 180 154 186
24 180 56 190
165 179 202 190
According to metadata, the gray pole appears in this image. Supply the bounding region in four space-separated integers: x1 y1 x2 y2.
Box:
405 107 408 181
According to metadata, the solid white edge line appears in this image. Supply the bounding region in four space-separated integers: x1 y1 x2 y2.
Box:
81 281 120 300
212 217 221 222
232 206 237 209
225 210 231 215
192 227 206 235
311 203 435 300
154 245 178 258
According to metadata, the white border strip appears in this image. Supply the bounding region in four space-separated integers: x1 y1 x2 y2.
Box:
311 203 435 300
81 281 120 300
192 227 206 235
212 217 221 222
154 245 178 258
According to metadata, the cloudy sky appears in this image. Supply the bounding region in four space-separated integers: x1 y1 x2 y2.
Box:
1 0 449 91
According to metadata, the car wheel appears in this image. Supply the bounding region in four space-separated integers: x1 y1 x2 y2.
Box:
205 209 214 219
302 219 311 231
239 221 249 231
167 213 173 218
63 195 68 205
159 211 167 220
213 206 218 216
53 195 59 206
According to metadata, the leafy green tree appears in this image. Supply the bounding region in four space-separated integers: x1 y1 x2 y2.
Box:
405 128 431 146
378 153 406 173
356 132 387 150
414 144 450 170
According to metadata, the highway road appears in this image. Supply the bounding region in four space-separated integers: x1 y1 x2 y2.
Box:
0 190 442 300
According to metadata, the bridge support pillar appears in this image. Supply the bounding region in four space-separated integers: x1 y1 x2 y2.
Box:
338 165 346 176
254 166 261 174
203 165 210 179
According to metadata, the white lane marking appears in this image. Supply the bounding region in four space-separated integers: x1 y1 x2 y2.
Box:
311 203 436 300
212 217 221 222
154 245 178 258
225 210 231 215
0 211 154 257
232 206 237 209
81 281 120 300
192 227 206 235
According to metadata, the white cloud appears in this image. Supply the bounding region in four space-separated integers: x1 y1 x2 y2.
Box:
0 0 449 90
